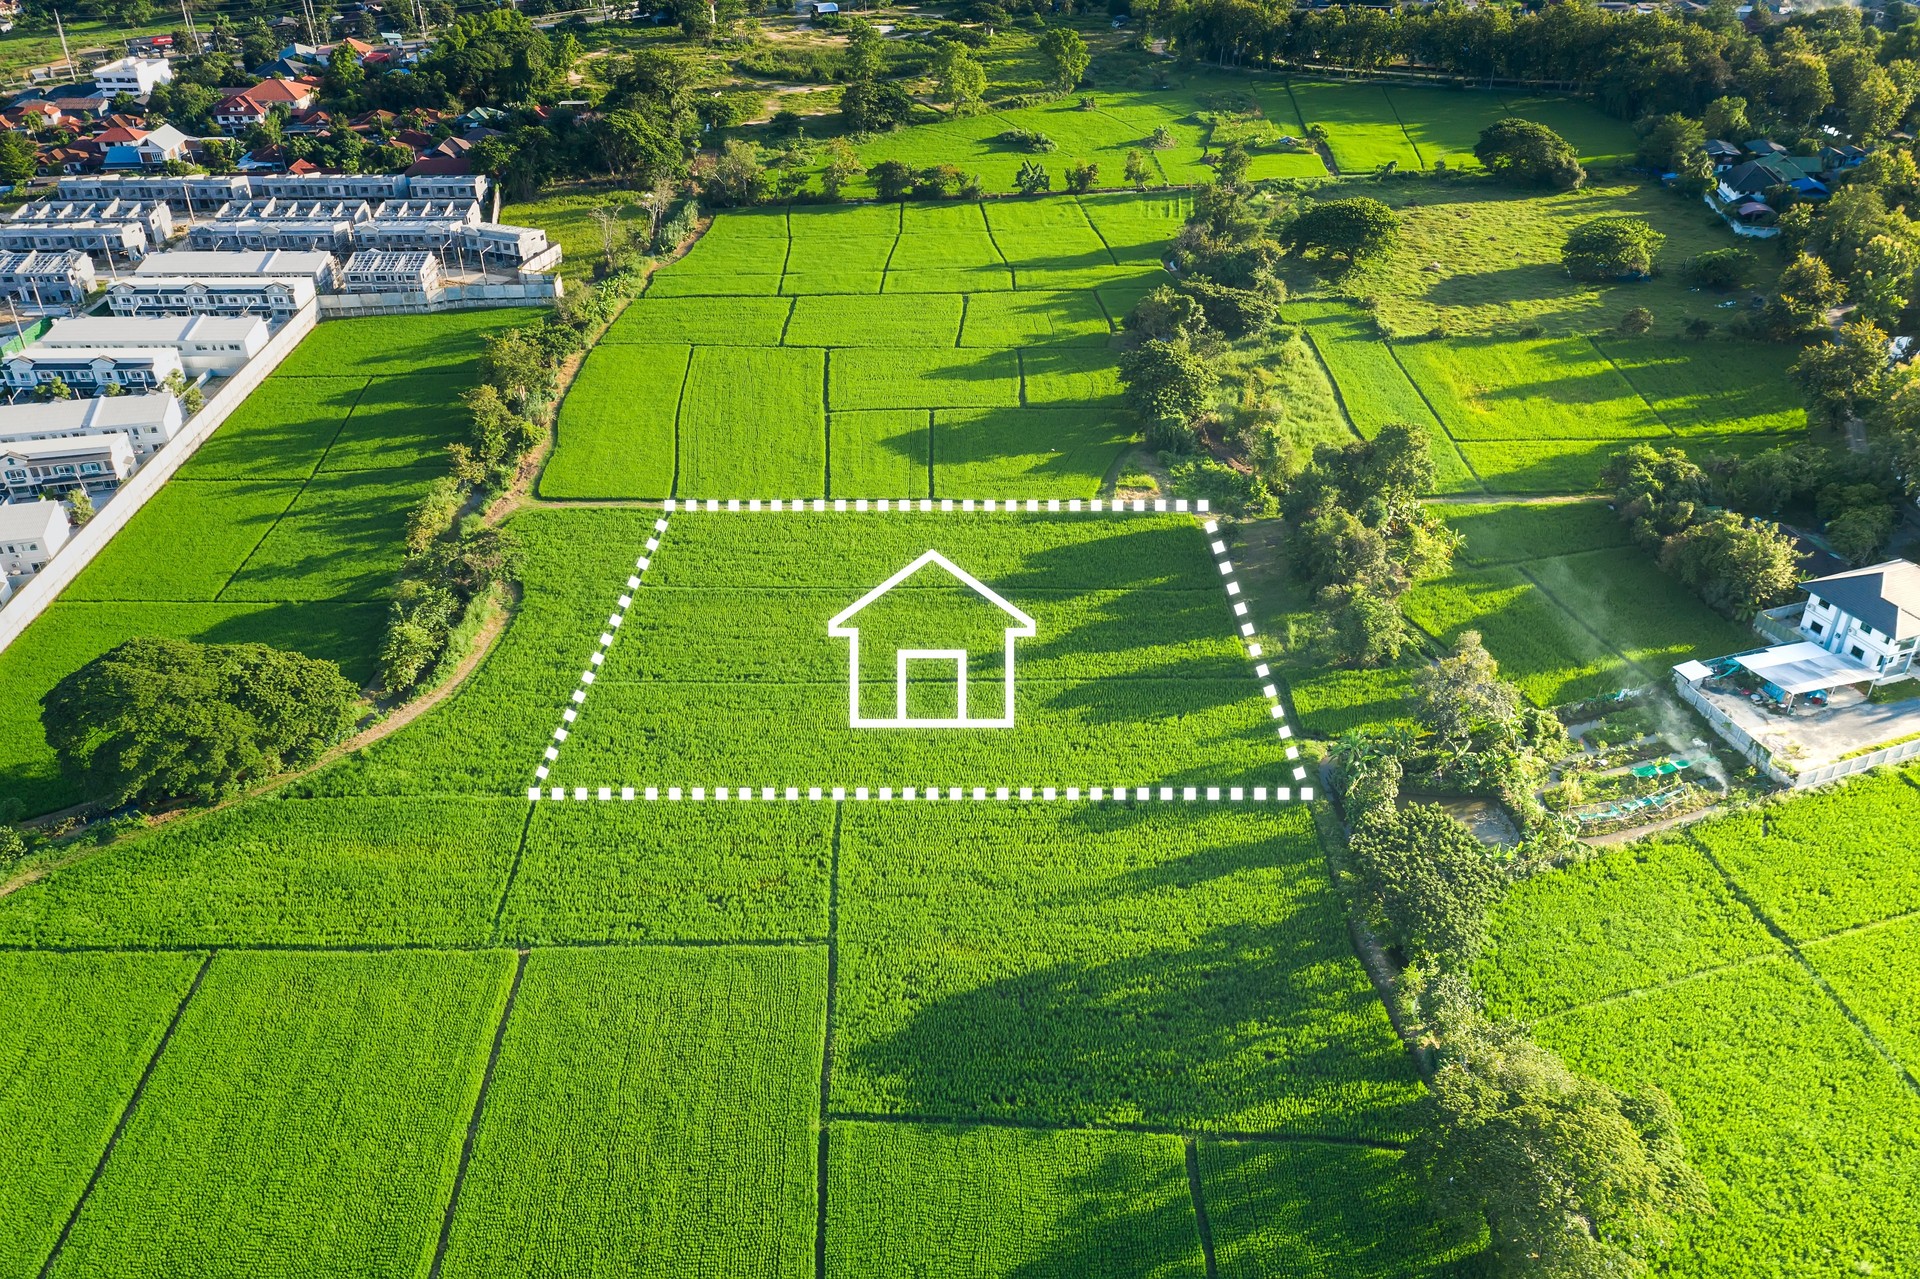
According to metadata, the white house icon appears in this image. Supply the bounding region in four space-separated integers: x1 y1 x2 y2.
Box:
827 549 1037 728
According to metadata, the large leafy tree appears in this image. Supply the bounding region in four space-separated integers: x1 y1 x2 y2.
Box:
42 639 359 806
1280 196 1398 262
1037 27 1090 92
1562 215 1664 280
1346 803 1508 968
1474 118 1585 190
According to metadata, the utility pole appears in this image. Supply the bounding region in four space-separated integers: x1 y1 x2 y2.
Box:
53 7 73 82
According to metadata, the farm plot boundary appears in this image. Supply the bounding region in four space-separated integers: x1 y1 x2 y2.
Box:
527 497 1314 803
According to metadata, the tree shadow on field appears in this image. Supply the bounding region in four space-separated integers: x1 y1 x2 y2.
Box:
843 919 1420 1140
1418 265 1590 311
1010 1143 1212 1279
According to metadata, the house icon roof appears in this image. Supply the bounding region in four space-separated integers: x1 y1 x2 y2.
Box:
827 549 1036 638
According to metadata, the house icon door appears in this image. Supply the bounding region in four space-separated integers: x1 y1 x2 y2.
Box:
827 549 1037 728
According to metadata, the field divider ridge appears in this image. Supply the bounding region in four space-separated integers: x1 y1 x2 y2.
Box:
1510 562 1655 689
1381 341 1490 489
1378 84 1427 169
37 950 217 1279
427 948 530 1279
487 803 537 943
1184 1136 1221 1279
827 1110 1408 1151
813 799 843 1279
1587 335 1681 438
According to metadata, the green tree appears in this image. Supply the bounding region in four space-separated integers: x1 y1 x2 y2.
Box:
870 159 915 201
1015 159 1052 194
704 137 765 207
821 137 865 200
1281 196 1399 261
64 487 94 526
1126 285 1207 342
1037 27 1090 92
1790 318 1889 426
1659 511 1803 619
1702 94 1751 139
1853 233 1920 326
1684 247 1754 290
1065 159 1099 193
1417 1021 1712 1279
1413 630 1519 755
1473 118 1585 190
1124 148 1153 190
840 78 915 134
0 823 24 870
1118 338 1216 425
1826 503 1895 563
1770 50 1834 125
1561 215 1664 280
41 638 359 806
1346 803 1507 969
1635 113 1704 172
1215 139 1251 186
0 129 39 183
1765 253 1847 337
933 41 987 114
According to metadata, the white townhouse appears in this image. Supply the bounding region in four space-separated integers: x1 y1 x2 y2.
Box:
404 172 489 202
189 199 368 254
0 250 97 305
11 198 175 247
57 174 253 213
0 392 183 457
36 315 268 376
461 222 556 271
1797 560 1920 682
107 275 314 319
92 55 173 95
0 215 146 259
0 497 70 579
340 249 440 292
0 432 136 497
356 199 480 253
254 173 410 201
2 347 183 394
134 249 338 290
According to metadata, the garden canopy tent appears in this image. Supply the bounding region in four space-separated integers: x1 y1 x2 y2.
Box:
1734 642 1877 695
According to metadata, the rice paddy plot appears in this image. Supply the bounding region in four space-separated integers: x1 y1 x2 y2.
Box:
1392 336 1670 441
1288 81 1422 173
678 345 827 497
1020 348 1123 406
933 406 1133 499
1520 547 1754 672
48 949 513 1279
275 308 543 379
667 210 791 278
828 408 931 498
1476 837 1780 1021
540 343 687 500
1594 337 1808 436
1402 564 1638 706
1078 192 1192 264
1802 913 1920 1070
1381 85 1514 169
1452 439 1620 493
0 951 208 1279
888 204 1012 293
0 798 527 949
220 468 437 601
437 947 826 1279
960 289 1113 347
499 803 834 944
317 372 470 472
832 804 1425 1139
1287 301 1478 494
1200 1140 1486 1279
174 376 367 481
785 293 964 347
1536 956 1920 1277
646 270 785 297
0 599 383 816
825 1123 1206 1279
1436 499 1631 566
785 202 899 292
1499 94 1638 163
602 296 793 346
60 478 298 601
829 346 1022 410
984 198 1122 290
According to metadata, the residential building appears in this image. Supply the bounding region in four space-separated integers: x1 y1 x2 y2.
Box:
340 249 440 292
254 172 409 201
0 497 69 577
403 169 489 203
188 199 365 253
106 275 314 319
92 55 173 96
0 432 136 496
133 248 337 289
0 215 145 259
11 197 174 246
462 222 554 270
213 78 318 133
1717 158 1795 201
56 173 252 212
0 391 183 456
36 314 268 375
1796 559 1920 679
103 123 191 169
211 197 372 225
3 346 183 393
0 250 97 305
356 199 479 252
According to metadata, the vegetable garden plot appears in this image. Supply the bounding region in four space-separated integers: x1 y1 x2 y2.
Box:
220 467 438 601
831 803 1421 1138
960 289 1112 346
1199 1140 1485 1279
175 376 368 481
829 409 931 499
1392 336 1672 441
60 478 300 601
603 295 793 346
439 947 825 1279
539 343 687 500
785 293 965 347
317 372 471 472
678 346 828 497
1476 837 1780 1021
0 951 207 1279
0 599 382 816
1536 956 1920 1277
829 347 1022 411
825 1123 1206 1279
530 507 1307 799
49 949 512 1279
0 798 527 949
931 406 1133 498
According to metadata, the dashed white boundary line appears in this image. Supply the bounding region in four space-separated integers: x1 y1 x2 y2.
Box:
528 501 1314 803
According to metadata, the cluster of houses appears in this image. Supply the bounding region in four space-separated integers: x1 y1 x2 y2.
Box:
1701 136 1872 235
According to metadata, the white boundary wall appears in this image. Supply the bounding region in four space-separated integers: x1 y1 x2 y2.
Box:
317 277 562 317
0 301 318 656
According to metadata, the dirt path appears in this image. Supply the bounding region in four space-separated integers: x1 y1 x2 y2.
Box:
1424 492 1607 505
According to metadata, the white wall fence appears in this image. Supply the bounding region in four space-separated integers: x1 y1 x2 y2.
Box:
0 301 318 656
1674 671 1920 788
318 277 563 317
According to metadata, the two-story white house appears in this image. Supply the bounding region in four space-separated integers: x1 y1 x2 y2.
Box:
106 275 313 319
0 432 136 497
0 392 183 457
36 315 268 376
1796 559 1920 682
0 497 70 581
2 347 184 394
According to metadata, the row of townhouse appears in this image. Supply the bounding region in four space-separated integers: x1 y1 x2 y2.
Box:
184 198 550 269
0 392 182 508
9 199 175 249
0 251 98 306
56 171 489 213
3 315 268 402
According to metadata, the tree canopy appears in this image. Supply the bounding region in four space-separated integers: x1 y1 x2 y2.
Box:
1281 196 1399 262
1562 215 1665 280
1474 119 1585 190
